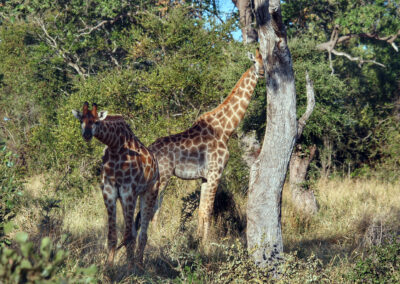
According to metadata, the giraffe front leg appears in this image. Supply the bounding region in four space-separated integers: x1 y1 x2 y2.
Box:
102 184 118 266
197 171 221 243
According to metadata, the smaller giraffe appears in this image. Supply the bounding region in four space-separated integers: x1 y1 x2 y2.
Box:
72 102 159 266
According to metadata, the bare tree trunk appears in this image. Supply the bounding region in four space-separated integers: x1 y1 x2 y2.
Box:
232 0 258 43
289 145 318 215
246 0 297 267
289 73 317 215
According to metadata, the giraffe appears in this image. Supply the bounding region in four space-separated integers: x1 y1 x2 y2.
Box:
148 49 264 241
72 102 159 266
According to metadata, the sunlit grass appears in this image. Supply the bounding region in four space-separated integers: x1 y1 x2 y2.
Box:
13 175 400 282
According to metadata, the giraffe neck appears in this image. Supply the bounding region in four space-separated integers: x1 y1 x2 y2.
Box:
198 65 259 136
94 116 135 150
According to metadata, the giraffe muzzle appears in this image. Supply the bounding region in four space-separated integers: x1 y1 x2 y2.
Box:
83 129 93 141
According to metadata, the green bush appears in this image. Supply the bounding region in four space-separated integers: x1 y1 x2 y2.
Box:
0 232 98 283
0 143 22 246
347 236 400 283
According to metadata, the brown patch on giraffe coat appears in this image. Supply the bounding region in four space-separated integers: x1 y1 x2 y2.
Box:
121 162 130 171
226 121 233 130
140 155 147 165
193 136 202 145
199 144 207 152
219 116 227 127
145 167 150 178
240 99 247 110
189 150 199 158
105 167 114 176
231 115 239 127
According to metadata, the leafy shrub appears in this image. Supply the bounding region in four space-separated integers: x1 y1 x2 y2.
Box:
347 236 400 283
0 232 98 283
0 143 22 246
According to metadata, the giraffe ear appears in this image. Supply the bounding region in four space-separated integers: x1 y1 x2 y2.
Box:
98 111 108 121
248 51 255 63
72 110 82 120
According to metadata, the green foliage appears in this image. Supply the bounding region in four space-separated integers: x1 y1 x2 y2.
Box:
174 253 208 284
0 232 98 283
347 237 400 283
213 239 272 283
0 143 22 246
278 0 400 176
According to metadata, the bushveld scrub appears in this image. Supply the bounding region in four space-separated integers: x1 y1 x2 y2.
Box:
5 173 399 283
1 1 399 283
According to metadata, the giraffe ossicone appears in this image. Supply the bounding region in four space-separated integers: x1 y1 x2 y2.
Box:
148 49 264 242
72 102 159 267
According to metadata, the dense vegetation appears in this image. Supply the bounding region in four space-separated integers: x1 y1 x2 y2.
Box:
0 0 399 282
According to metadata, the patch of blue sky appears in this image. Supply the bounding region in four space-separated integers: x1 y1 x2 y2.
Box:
201 1 242 41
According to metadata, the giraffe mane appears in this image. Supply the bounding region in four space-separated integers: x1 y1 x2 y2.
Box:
103 115 136 138
197 68 253 121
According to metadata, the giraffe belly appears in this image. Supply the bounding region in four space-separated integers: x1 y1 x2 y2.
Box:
174 163 205 180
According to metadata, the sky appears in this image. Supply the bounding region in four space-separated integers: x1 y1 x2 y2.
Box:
218 0 242 41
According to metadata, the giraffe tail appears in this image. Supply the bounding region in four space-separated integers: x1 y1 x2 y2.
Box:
135 210 141 231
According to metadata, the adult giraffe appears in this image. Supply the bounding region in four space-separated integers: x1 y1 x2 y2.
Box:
72 102 159 266
148 49 264 241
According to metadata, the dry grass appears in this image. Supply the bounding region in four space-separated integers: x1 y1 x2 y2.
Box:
283 178 400 261
11 175 400 282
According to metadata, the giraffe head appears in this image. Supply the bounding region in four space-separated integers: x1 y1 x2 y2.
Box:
248 48 264 77
72 102 108 142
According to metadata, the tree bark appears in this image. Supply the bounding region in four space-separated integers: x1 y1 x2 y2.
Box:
289 72 317 215
246 0 297 267
289 145 318 215
232 0 258 43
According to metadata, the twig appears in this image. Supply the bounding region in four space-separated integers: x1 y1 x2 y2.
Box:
331 49 385 68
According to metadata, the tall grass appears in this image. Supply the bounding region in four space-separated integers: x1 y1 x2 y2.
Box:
11 175 400 282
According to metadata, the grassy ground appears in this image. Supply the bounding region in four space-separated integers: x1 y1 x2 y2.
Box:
10 175 400 282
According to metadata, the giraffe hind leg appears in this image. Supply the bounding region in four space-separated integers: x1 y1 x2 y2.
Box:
152 179 169 224
121 189 138 266
136 182 158 264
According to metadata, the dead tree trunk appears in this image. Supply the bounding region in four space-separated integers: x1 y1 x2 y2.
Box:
232 0 258 43
289 73 317 215
246 0 297 267
289 145 318 215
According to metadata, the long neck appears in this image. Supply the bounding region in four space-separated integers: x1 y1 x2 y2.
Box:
94 117 134 150
198 65 259 136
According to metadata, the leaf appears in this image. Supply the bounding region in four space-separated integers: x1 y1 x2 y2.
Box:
3 221 14 234
20 242 33 258
15 232 29 244
40 237 51 259
20 259 32 269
